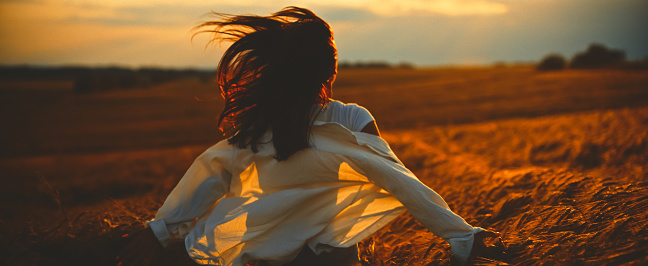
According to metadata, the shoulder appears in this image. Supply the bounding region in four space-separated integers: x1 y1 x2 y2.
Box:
327 99 370 114
197 139 235 162
321 99 374 132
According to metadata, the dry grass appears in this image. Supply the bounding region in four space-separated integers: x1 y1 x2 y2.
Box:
367 107 648 265
1 66 647 265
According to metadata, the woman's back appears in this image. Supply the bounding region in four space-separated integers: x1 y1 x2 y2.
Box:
156 103 405 265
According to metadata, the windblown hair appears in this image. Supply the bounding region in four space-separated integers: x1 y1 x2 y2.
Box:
196 7 337 161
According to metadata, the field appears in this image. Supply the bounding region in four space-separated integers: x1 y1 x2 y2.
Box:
1 65 647 265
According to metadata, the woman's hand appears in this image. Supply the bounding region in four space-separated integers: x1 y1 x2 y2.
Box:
469 229 504 262
118 227 164 266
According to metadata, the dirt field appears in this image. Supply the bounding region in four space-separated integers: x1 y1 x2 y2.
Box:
1 65 647 265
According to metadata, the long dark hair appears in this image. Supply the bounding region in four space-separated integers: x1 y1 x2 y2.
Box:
195 7 337 161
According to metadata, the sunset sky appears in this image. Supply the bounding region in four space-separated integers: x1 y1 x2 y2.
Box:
1 0 646 68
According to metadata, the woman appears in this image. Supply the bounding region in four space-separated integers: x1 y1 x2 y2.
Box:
119 6 498 266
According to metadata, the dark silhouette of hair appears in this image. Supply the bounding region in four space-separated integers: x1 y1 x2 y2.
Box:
195 7 337 161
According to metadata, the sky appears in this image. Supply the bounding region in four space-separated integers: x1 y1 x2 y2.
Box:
0 0 647 68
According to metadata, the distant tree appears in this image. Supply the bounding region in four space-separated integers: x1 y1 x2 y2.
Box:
74 74 93 93
537 54 567 71
397 62 415 69
570 43 626 69
617 57 648 70
337 60 414 69
0 65 216 93
493 61 508 68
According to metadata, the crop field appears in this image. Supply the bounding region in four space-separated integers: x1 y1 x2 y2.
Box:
1 65 647 265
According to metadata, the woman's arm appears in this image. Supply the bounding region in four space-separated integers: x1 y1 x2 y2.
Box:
349 141 481 264
147 141 233 245
119 142 233 264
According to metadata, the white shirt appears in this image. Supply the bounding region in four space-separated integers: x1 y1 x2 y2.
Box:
313 100 375 132
147 101 481 265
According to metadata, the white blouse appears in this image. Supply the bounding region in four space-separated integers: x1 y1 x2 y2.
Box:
147 101 482 265
313 100 375 132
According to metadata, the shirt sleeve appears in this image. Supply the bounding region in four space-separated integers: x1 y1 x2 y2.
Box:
350 147 482 264
147 140 233 246
340 103 375 132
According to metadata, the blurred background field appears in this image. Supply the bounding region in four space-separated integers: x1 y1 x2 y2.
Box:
1 65 647 265
2 64 647 156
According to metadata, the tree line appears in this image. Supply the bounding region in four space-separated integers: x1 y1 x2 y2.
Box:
0 66 216 93
0 61 416 94
537 43 648 71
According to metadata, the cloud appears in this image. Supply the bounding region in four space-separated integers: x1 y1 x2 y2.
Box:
333 0 648 65
1 0 507 29
365 0 508 17
315 6 376 22
291 0 508 17
63 5 209 27
0 0 263 27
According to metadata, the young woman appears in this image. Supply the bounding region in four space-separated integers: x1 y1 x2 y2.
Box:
119 6 498 266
